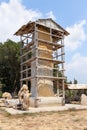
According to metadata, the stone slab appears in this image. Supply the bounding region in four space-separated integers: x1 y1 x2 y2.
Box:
1 104 87 115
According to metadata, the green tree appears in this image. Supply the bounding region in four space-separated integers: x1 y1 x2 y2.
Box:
0 39 20 95
73 78 78 84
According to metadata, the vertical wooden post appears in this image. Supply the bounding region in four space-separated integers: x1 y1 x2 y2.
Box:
50 28 52 43
26 51 28 87
61 34 65 105
20 35 23 87
34 23 38 107
57 69 59 96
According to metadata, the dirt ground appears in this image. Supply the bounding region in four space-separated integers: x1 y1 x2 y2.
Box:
0 109 87 130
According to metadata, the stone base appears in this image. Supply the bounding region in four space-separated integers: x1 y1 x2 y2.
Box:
0 97 64 108
30 97 63 107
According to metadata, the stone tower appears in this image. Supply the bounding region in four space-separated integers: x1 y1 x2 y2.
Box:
15 18 69 106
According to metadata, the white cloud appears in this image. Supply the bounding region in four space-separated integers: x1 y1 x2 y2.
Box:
0 0 42 42
65 53 87 83
65 20 87 51
46 11 56 20
0 0 57 42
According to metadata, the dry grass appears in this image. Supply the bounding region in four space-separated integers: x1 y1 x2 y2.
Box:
0 109 87 130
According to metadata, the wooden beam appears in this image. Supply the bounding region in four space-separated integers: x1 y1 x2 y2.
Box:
37 29 63 39
20 68 31 73
20 57 36 65
38 38 64 48
38 57 65 64
21 41 34 50
20 76 66 81
36 75 66 80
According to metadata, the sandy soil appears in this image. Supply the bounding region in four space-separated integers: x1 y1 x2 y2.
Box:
0 109 87 130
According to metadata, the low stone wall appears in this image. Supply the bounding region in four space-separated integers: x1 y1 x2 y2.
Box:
38 97 63 107
30 97 63 107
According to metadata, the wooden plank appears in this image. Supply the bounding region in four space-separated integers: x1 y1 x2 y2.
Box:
38 66 65 72
20 50 32 58
53 52 65 58
36 75 66 80
14 22 34 35
20 68 31 73
38 38 64 48
37 47 52 52
20 77 33 81
37 29 63 39
38 57 65 64
20 76 66 81
21 41 34 50
20 57 36 65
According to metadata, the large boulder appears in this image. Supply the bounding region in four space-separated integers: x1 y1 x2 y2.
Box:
81 94 87 105
1 92 12 107
2 92 12 99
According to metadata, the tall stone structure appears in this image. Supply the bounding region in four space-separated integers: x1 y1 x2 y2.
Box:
15 18 69 106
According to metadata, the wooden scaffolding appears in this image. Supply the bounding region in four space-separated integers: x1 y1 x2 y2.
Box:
15 18 69 105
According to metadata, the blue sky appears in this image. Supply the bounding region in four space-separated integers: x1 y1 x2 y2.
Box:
0 0 87 83
22 0 87 26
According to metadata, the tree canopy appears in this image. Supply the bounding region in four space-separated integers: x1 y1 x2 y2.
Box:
0 39 20 95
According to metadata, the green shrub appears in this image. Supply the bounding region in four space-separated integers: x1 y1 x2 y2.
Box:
0 91 2 98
